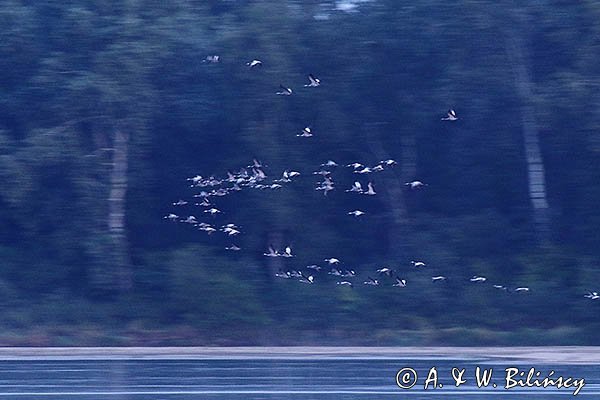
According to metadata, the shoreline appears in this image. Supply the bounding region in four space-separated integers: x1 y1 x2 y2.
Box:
0 346 598 363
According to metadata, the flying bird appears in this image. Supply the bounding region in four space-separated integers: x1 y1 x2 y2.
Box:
441 109 458 121
470 276 487 283
275 269 292 279
346 181 363 193
182 216 198 224
341 269 356 277
248 159 265 169
282 246 294 258
299 273 315 284
363 276 379 286
264 246 279 257
187 175 203 184
297 126 313 137
199 225 216 235
195 198 211 207
304 74 321 87
246 59 262 68
405 180 427 189
276 84 293 95
164 213 179 221
354 167 372 174
363 182 376 196
393 277 407 287
584 291 599 300
376 267 393 276
320 160 338 168
347 162 364 169
224 228 241 236
379 159 397 166
411 260 426 267
348 210 366 217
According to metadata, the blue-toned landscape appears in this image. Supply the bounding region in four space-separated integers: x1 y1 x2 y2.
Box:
0 1 598 349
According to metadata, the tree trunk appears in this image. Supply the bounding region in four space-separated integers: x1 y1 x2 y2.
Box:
107 129 132 291
364 122 410 259
504 23 551 242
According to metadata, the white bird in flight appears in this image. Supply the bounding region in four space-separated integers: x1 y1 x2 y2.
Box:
393 277 407 287
164 213 179 221
470 276 487 283
376 267 393 276
282 246 294 258
199 226 216 235
584 291 599 300
405 180 427 189
347 162 364 169
363 276 379 286
354 167 372 174
246 59 262 68
275 269 292 279
379 159 397 166
345 181 363 193
348 210 366 217
297 126 313 137
441 109 458 121
304 73 321 87
299 273 315 284
321 160 338 168
264 246 279 257
363 182 376 196
276 84 293 95
183 216 198 224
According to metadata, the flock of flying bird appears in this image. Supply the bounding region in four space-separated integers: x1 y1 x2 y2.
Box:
163 55 598 302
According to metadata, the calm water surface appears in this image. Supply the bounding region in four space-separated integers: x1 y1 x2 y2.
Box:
0 358 598 399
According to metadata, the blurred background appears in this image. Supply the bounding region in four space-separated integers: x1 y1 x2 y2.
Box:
0 0 598 346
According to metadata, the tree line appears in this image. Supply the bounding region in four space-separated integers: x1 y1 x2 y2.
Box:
0 0 598 345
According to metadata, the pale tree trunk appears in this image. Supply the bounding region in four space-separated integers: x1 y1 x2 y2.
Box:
504 19 551 242
364 122 410 259
107 129 132 291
